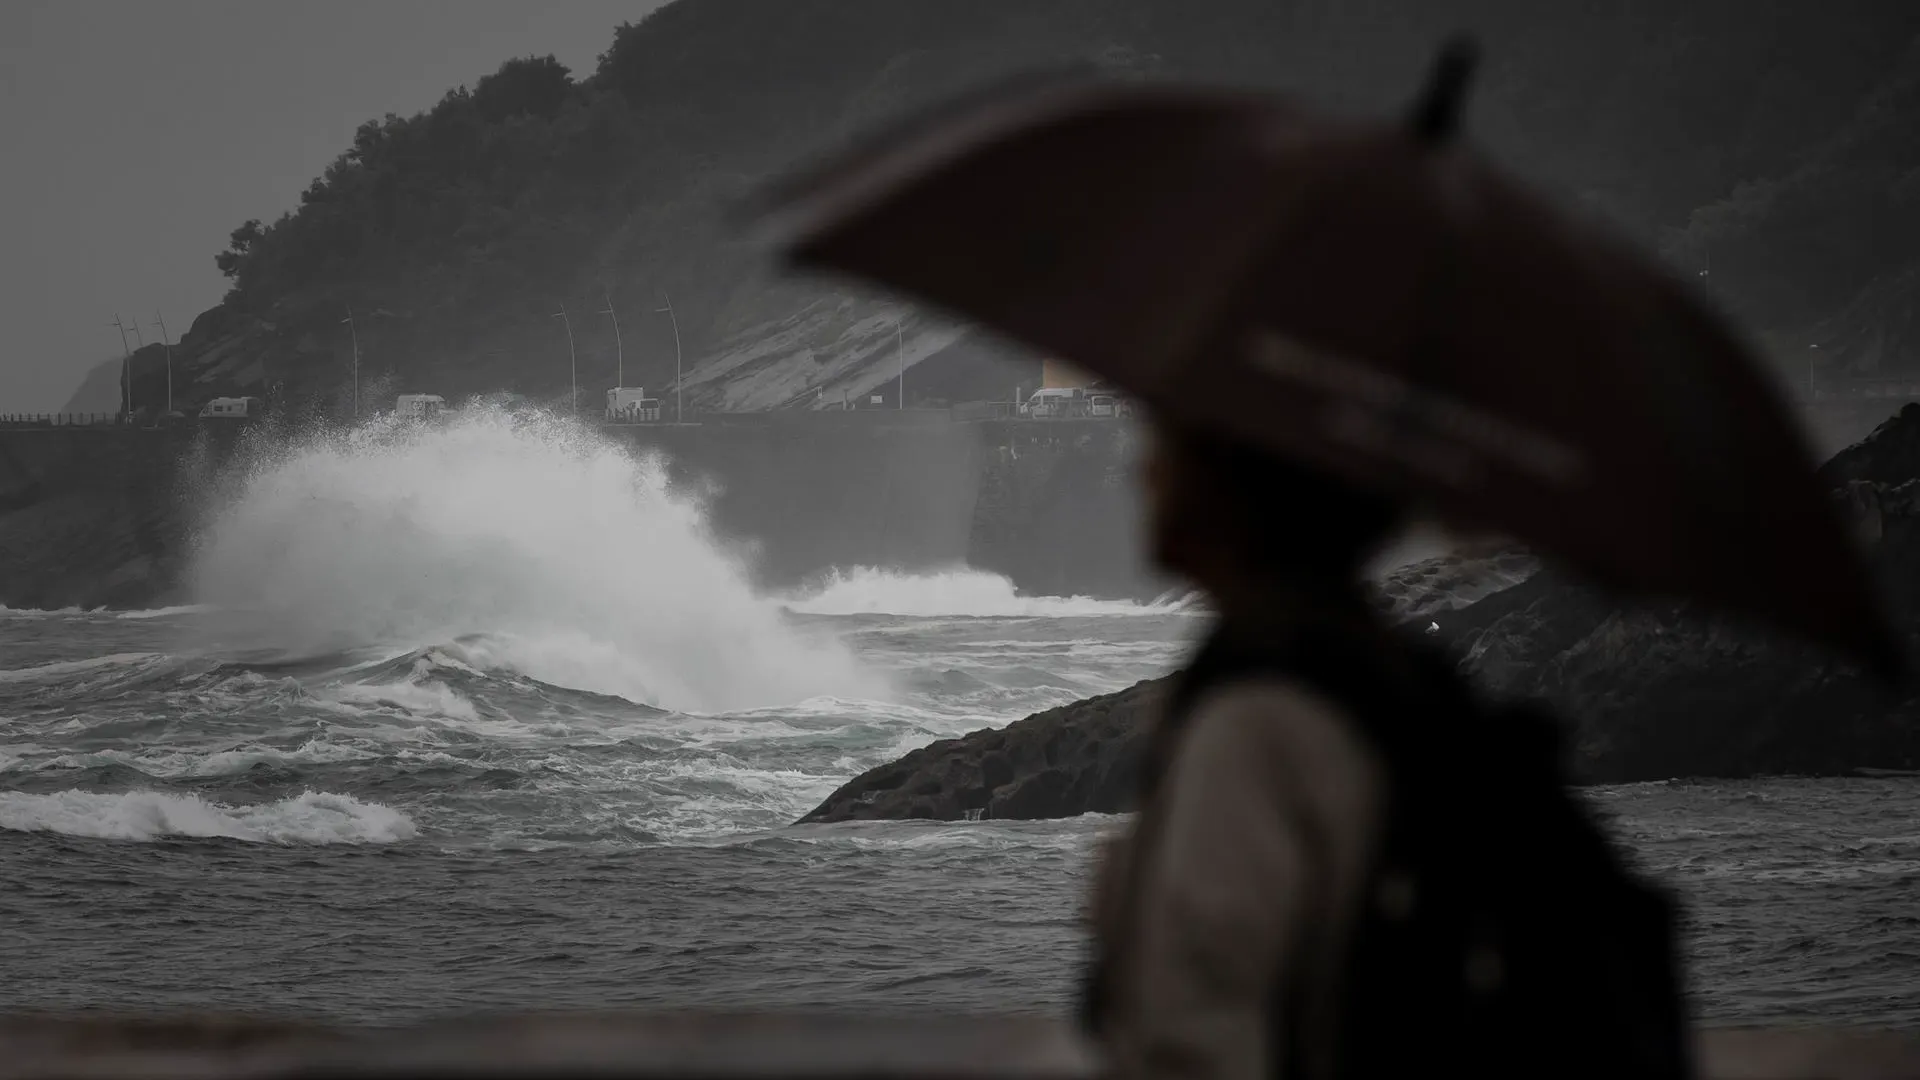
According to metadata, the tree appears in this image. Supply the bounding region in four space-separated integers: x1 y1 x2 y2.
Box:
214 219 264 279
472 56 574 123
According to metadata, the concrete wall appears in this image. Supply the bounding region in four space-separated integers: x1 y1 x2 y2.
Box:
0 391 1897 612
608 412 987 590
607 412 1163 598
0 415 1164 610
0 425 250 610
965 420 1166 601
1 1012 1913 1079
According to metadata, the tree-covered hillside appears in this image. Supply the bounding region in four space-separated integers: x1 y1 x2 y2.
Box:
122 0 1920 419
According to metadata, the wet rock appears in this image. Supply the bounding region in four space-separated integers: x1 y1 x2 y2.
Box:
802 410 1920 824
799 678 1164 824
801 550 1530 824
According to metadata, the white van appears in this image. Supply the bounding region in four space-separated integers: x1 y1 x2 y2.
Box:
395 394 448 421
1020 386 1084 418
198 396 260 419
606 387 661 423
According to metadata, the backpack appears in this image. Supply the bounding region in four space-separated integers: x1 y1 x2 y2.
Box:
1082 614 1695 1079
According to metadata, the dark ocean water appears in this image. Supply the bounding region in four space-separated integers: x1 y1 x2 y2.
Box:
3 603 1917 1028
3 414 1915 1028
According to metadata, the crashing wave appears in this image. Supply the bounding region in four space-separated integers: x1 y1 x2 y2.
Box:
186 405 883 713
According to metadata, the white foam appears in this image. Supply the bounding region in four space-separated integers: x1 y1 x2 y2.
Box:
173 739 380 778
322 676 482 724
0 653 163 684
115 604 216 620
781 566 1194 618
187 406 883 714
0 789 415 844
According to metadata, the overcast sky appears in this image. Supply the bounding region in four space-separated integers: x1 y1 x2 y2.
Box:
0 0 667 412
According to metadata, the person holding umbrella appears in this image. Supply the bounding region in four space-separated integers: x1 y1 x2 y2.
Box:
761 38 1898 1080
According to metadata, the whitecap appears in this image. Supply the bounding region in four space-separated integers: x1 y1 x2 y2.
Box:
0 789 416 844
114 604 217 620
0 653 165 684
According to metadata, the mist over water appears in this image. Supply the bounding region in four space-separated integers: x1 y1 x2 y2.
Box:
187 408 881 715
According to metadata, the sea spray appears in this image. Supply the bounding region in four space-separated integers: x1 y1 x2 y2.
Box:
782 566 1196 618
186 407 882 713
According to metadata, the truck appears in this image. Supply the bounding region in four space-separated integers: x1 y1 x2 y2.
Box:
198 396 262 419
395 394 448 421
606 387 661 423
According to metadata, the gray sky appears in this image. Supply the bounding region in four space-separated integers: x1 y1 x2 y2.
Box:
0 0 666 412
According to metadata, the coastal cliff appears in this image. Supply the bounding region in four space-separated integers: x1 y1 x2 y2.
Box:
799 409 1920 824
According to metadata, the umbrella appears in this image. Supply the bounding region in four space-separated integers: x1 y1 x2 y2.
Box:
758 39 1900 677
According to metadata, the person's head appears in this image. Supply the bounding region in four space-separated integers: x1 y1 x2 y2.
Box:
1142 420 1402 608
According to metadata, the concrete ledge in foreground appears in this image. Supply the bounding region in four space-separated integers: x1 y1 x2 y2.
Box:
1 1013 1915 1080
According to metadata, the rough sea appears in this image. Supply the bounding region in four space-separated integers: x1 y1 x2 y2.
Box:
2 411 1916 1028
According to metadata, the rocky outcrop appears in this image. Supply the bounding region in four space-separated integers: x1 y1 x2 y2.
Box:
800 678 1163 824
799 548 1541 823
801 408 1920 824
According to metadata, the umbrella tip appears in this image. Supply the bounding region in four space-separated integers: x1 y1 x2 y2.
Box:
1410 35 1480 145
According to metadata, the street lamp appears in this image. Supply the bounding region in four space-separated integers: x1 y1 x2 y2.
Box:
553 306 577 415
599 292 624 388
108 315 133 420
341 308 361 418
152 311 174 416
657 292 683 423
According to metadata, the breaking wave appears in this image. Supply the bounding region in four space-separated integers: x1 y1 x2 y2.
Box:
186 407 882 714
0 789 414 845
782 566 1194 618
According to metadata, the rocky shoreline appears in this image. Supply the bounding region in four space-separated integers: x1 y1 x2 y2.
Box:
800 408 1920 824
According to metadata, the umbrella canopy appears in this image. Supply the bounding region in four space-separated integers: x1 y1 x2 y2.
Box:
759 43 1899 676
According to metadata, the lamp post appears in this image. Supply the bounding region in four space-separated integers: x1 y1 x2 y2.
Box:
657 292 683 423
108 315 133 420
152 311 173 415
341 307 361 418
553 306 577 416
599 292 624 389
896 319 905 410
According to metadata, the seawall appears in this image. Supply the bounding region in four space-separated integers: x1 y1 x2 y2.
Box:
606 413 1161 598
1 389 1886 613
0 413 1163 611
0 425 251 610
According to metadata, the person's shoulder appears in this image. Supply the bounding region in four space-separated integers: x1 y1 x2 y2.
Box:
1175 674 1383 790
1184 674 1354 741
